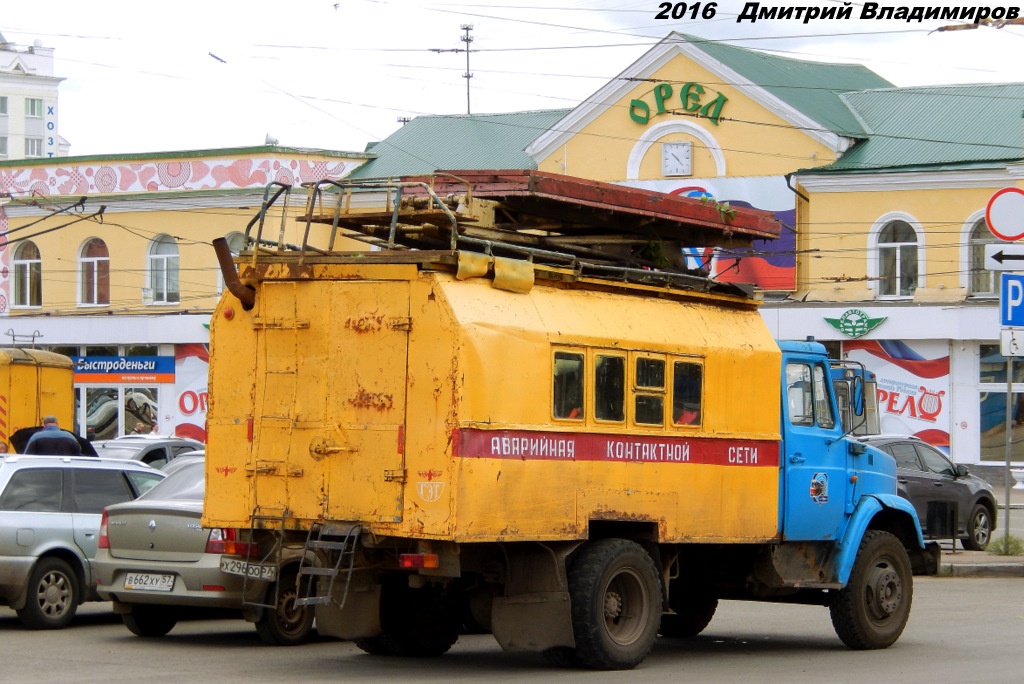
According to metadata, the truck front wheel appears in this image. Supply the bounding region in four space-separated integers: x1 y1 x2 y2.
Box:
567 539 661 670
660 591 717 638
829 530 913 649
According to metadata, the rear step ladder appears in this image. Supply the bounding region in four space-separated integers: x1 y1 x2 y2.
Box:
240 507 287 610
294 523 361 608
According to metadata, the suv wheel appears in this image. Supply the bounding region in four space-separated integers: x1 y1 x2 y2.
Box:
17 557 79 629
962 504 992 551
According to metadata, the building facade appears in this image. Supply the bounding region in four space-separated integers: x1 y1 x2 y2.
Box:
0 146 368 441
0 34 67 160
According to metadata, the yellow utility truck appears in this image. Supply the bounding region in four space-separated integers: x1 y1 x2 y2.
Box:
0 348 75 453
205 172 937 670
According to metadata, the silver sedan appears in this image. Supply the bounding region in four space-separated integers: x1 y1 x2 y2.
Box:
94 460 315 645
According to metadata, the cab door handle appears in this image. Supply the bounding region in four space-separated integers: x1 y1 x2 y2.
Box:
789 454 805 464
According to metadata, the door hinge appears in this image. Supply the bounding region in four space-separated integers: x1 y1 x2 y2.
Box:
384 469 407 483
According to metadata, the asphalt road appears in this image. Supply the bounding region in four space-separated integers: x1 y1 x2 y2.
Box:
3 576 1021 684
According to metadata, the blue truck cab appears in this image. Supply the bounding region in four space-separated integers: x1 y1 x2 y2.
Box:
773 340 939 648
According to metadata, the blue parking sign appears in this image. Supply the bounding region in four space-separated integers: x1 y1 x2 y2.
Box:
1001 273 1024 326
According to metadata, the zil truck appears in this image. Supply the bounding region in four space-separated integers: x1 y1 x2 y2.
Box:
0 348 76 453
203 171 938 670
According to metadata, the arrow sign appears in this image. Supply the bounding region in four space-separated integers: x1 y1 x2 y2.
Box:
986 243 1024 270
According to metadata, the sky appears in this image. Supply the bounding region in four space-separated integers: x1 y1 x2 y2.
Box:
1 0 1021 157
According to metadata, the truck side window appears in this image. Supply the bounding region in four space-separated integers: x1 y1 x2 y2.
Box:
672 361 702 426
595 355 625 422
812 365 836 429
786 363 815 427
634 357 665 425
786 363 837 429
553 351 584 420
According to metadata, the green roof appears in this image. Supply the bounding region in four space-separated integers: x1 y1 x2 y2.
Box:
348 110 571 179
810 84 1024 172
677 33 893 136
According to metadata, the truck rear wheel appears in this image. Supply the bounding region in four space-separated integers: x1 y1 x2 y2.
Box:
829 530 912 649
567 539 661 670
255 570 315 646
354 579 461 657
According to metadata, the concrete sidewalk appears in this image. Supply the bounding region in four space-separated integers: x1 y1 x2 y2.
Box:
938 548 1024 578
933 473 1024 578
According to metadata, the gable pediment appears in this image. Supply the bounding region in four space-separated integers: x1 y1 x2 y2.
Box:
526 33 860 164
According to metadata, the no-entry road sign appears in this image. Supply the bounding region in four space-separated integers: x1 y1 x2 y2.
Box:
987 187 1024 241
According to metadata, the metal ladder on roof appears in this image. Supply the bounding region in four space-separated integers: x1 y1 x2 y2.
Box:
293 523 362 609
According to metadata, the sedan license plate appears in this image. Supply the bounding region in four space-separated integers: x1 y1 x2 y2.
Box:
219 558 277 581
123 572 175 592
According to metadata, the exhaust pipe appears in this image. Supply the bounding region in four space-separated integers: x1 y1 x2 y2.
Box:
213 237 256 310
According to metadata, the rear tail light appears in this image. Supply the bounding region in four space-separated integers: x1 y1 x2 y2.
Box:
399 553 439 569
205 528 259 557
98 510 109 549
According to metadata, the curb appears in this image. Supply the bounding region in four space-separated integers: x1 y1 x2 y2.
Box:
941 564 1024 578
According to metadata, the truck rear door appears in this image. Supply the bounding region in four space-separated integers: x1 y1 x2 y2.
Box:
781 356 848 541
249 280 409 524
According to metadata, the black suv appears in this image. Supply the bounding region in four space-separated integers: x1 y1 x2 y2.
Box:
859 435 997 550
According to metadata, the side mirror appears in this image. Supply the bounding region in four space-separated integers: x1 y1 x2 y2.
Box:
849 441 867 455
956 464 969 478
850 376 865 417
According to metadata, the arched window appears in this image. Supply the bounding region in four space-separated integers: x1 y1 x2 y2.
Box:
968 219 998 297
12 240 41 307
79 238 110 306
877 220 919 297
148 235 179 305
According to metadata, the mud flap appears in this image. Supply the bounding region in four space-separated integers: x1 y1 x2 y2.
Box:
909 541 941 576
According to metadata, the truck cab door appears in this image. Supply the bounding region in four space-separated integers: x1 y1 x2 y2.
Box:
781 358 848 541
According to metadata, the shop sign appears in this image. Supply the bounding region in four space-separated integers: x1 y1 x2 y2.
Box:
823 309 886 339
72 356 175 383
629 82 728 126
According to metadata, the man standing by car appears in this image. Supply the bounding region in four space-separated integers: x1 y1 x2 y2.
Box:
23 416 82 455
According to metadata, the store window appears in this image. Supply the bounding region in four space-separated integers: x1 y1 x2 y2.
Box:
875 219 919 298
148 235 180 304
79 238 110 306
978 344 1024 462
86 388 118 440
968 219 998 297
12 240 41 307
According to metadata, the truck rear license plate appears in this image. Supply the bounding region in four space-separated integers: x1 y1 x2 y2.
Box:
123 572 175 592
220 558 277 581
